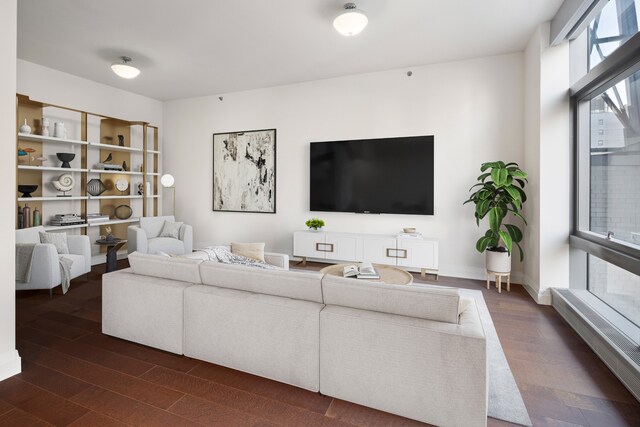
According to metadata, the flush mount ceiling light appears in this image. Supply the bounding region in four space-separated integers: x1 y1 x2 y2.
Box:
333 3 368 36
111 56 140 79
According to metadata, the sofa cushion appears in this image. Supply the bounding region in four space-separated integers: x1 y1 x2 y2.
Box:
230 242 265 262
148 237 185 255
40 231 69 254
128 251 202 283
159 220 183 239
321 275 461 324
140 215 175 239
199 261 323 303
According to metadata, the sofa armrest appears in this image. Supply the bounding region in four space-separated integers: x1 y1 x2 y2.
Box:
27 243 61 287
67 235 91 274
179 224 193 253
265 252 289 270
127 226 148 254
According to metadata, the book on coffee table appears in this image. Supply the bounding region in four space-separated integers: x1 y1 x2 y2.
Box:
342 262 380 279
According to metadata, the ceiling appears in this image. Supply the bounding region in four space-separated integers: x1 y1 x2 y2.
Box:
17 0 563 101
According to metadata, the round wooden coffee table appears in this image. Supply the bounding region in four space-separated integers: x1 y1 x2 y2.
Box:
320 263 413 285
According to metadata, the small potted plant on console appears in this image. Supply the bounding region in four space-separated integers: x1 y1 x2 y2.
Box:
464 161 528 273
305 218 325 231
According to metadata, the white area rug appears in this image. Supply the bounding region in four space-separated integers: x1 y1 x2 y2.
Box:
459 288 532 426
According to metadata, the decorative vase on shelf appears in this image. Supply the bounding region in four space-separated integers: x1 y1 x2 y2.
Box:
20 119 32 135
33 207 41 227
41 117 50 136
54 122 65 138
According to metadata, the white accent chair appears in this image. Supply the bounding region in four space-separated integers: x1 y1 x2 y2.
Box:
15 226 91 297
127 215 193 256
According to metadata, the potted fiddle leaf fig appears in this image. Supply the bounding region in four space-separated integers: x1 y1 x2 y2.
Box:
463 161 528 273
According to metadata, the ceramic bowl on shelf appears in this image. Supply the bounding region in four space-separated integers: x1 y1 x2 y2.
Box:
56 152 75 168
403 227 416 233
18 184 38 198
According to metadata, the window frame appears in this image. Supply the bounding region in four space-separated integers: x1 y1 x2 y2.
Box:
570 31 640 277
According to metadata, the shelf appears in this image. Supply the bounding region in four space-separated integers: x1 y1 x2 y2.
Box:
89 169 144 175
87 218 140 227
146 195 159 198
146 172 159 176
88 195 143 200
43 224 88 231
89 142 143 153
18 133 88 146
18 165 88 173
17 196 88 202
147 150 161 154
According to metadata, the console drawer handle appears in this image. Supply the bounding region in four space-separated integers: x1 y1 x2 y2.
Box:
316 243 334 253
386 248 408 259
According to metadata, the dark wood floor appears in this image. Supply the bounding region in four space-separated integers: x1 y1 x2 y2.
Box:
3 261 639 426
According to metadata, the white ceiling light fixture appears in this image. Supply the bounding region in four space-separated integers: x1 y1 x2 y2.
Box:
111 56 141 79
333 3 368 36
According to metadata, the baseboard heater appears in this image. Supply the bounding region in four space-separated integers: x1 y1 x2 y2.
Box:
551 288 640 402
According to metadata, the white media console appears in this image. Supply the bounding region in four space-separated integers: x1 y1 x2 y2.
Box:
293 230 439 279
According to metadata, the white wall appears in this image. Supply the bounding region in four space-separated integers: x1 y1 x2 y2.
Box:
523 23 571 304
0 0 21 382
17 60 162 126
164 53 525 281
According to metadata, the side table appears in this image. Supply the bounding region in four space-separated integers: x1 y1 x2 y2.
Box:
95 239 127 273
486 270 510 293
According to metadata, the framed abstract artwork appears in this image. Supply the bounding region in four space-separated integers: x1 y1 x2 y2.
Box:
213 128 276 213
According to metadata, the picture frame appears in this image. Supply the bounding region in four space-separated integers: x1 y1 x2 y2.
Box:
212 128 276 213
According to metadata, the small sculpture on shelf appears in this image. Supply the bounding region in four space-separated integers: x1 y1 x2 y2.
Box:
24 148 36 165
118 135 125 146
122 160 128 171
18 184 38 198
87 178 107 196
41 117 50 136
52 173 75 197
56 152 75 168
102 153 113 163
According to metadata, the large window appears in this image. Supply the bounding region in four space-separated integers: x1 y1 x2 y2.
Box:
589 0 640 69
572 0 640 338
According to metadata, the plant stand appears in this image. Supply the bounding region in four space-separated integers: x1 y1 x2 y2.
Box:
486 269 510 293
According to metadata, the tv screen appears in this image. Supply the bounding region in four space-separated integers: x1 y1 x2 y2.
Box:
310 135 434 215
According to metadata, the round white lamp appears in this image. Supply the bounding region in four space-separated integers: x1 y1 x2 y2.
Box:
161 173 176 215
111 56 141 79
333 3 368 36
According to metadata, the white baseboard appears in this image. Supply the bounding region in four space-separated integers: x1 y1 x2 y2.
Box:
521 274 552 305
0 349 21 382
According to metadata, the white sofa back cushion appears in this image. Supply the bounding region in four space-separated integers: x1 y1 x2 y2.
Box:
128 251 203 283
199 261 323 303
321 275 461 324
139 215 175 239
16 226 46 244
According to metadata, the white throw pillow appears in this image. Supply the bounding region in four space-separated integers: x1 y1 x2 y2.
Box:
230 242 265 262
39 231 69 254
159 220 183 239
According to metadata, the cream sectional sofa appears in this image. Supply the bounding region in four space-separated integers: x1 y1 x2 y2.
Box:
102 252 487 427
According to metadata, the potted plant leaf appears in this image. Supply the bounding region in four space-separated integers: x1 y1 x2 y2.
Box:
305 218 325 231
464 161 528 273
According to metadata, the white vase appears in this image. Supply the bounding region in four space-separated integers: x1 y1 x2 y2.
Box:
20 119 31 135
486 250 511 273
54 122 65 138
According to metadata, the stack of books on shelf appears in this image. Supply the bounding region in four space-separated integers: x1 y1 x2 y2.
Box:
96 163 123 171
49 214 86 227
86 213 110 224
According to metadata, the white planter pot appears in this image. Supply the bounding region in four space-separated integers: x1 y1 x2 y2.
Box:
486 250 511 273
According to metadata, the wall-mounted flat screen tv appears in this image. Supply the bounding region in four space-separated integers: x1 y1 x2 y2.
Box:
310 135 434 215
